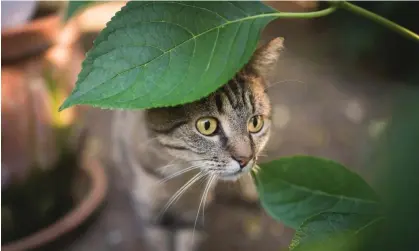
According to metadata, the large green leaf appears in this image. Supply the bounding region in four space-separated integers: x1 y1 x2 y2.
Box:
59 1 278 111
252 156 380 228
290 213 383 251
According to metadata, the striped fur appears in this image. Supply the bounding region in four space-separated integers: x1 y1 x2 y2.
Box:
111 37 284 251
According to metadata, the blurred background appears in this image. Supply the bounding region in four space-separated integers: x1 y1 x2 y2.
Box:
1 1 418 251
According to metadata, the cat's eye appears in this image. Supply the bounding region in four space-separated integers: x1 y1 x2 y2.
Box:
196 117 218 136
248 115 264 133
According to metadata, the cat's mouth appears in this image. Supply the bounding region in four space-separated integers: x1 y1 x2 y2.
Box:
218 171 242 181
218 167 252 181
215 160 255 181
220 171 241 178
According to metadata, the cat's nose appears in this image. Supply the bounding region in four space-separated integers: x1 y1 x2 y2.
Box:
228 137 253 169
233 156 252 169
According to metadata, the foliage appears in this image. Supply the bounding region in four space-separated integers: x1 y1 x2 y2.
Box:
358 88 419 251
290 213 383 251
61 1 417 111
60 1 278 110
61 1 419 250
252 156 380 229
252 157 383 250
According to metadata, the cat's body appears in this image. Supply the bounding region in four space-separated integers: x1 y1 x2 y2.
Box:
111 38 283 251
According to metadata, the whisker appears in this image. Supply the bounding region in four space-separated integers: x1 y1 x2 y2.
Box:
200 174 217 225
155 157 216 178
264 79 306 91
184 158 219 164
157 158 218 183
157 172 207 221
159 158 216 169
159 165 203 184
192 174 217 245
194 175 211 227
157 161 179 173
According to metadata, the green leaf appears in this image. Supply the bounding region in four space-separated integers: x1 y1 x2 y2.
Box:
253 156 380 228
64 1 101 22
290 213 383 251
59 1 278 111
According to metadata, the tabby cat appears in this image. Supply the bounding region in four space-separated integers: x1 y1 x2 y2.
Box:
111 37 283 251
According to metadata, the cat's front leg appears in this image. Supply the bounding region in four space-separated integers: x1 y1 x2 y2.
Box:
175 228 207 251
140 206 209 251
141 224 172 251
134 181 213 251
162 197 213 251
141 223 206 251
158 180 215 251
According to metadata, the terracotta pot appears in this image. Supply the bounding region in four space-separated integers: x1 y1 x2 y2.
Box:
2 149 108 251
1 8 83 186
1 6 107 250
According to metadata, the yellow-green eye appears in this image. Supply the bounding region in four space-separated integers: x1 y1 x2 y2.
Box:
248 115 264 133
196 117 218 136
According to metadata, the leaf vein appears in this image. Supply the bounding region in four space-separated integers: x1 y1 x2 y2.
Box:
211 21 242 90
71 5 277 104
170 2 229 21
192 28 220 95
229 2 250 17
262 173 378 205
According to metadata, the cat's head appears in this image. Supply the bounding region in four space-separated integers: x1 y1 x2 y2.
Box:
146 38 283 181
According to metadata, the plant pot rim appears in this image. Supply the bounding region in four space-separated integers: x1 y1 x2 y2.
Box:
1 10 59 36
1 11 79 62
1 157 108 251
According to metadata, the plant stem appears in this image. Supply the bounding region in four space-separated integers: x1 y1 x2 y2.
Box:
270 1 418 42
273 6 338 19
335 1 419 42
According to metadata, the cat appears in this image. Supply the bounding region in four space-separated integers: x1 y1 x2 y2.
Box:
111 37 284 251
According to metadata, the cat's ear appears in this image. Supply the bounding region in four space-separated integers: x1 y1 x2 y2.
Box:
246 37 284 77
